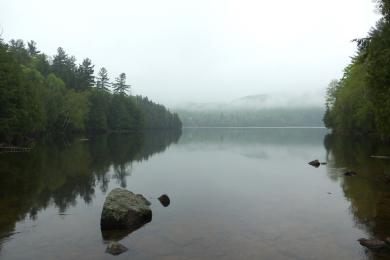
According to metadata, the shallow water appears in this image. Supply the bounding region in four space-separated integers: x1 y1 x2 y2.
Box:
1 128 390 259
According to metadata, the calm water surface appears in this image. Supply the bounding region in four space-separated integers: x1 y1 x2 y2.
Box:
1 128 390 259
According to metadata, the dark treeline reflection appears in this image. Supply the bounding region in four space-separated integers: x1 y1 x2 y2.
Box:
0 130 181 246
324 134 390 258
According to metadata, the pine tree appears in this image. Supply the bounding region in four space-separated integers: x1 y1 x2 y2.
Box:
27 40 39 56
96 67 110 92
113 73 130 95
76 58 95 91
51 47 78 89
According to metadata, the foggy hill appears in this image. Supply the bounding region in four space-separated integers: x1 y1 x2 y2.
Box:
174 93 325 127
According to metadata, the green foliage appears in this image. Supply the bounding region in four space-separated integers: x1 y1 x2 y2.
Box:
324 0 390 139
96 67 111 92
63 90 90 130
0 39 182 143
135 96 182 129
8 39 30 65
18 66 46 134
51 47 78 90
76 58 95 91
44 73 67 130
0 42 22 142
324 63 375 133
31 53 50 76
108 94 141 130
87 88 110 131
113 73 130 95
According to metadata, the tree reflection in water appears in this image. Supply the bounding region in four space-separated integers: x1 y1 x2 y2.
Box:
0 130 181 249
324 134 390 259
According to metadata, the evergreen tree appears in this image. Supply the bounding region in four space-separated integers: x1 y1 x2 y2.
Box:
51 47 77 90
96 67 110 92
76 58 95 91
113 73 130 95
27 40 39 56
8 39 30 65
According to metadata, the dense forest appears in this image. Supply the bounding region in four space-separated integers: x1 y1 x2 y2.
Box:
177 107 325 127
324 0 390 139
0 39 181 144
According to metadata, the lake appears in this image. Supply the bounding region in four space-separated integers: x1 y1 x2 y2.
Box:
1 128 390 259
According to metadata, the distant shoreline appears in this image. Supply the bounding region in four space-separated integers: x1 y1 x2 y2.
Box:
183 126 326 129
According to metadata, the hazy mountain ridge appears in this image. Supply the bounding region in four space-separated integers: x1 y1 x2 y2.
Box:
174 93 325 127
175 92 325 111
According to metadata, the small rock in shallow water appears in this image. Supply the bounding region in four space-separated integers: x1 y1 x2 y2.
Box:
344 171 357 177
158 194 170 207
106 241 128 255
377 175 390 183
358 238 386 250
308 160 320 167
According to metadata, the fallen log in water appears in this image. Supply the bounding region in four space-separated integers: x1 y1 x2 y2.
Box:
370 155 390 159
0 146 32 153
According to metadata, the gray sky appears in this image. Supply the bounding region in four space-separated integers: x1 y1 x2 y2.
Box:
0 0 380 106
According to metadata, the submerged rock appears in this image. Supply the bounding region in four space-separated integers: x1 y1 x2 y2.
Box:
158 194 170 207
101 188 152 230
376 175 390 183
101 229 136 242
344 171 357 177
358 238 387 250
308 160 320 167
106 241 128 255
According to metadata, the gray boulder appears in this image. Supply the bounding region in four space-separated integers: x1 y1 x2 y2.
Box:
101 188 152 230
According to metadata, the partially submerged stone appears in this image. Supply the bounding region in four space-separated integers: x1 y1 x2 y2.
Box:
158 194 170 207
344 171 357 177
101 188 152 231
358 238 386 250
308 159 320 168
106 241 128 255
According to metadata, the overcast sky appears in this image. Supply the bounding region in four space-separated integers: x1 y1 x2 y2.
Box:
0 0 380 106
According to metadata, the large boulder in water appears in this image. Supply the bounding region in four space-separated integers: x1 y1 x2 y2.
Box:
101 188 152 231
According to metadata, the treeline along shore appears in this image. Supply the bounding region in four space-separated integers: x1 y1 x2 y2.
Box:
0 38 182 145
324 0 390 140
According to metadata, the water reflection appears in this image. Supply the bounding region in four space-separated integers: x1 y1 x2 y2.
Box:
0 130 181 249
324 134 390 259
3 128 390 259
